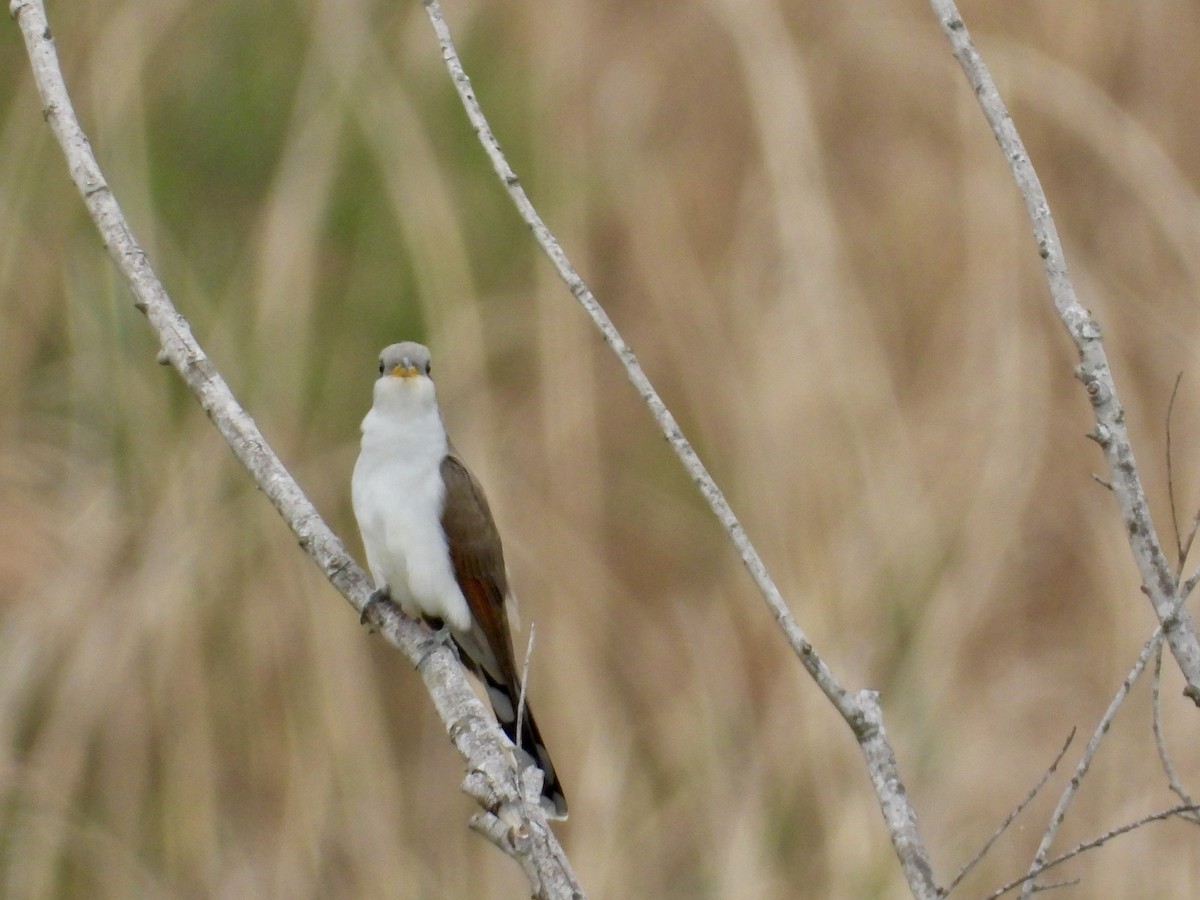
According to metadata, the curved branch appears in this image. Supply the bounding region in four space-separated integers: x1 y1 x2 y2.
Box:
421 1 938 895
7 2 581 895
929 0 1200 705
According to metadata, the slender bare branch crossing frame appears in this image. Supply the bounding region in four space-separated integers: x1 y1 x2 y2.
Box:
931 0 1200 703
423 0 940 894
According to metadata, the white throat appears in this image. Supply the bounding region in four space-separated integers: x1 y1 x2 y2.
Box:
361 376 446 454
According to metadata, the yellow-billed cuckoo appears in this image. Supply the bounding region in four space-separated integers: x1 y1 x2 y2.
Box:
351 342 568 819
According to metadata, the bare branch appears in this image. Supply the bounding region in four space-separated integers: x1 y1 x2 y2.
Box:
986 804 1200 900
516 622 535 758
1027 879 1080 896
947 729 1075 893
930 0 1200 705
420 1 940 894
1151 643 1200 823
1182 567 1200 602
470 808 584 899
7 2 580 894
1166 372 1188 570
1021 631 1161 897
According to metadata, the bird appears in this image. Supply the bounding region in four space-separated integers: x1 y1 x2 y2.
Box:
351 341 568 819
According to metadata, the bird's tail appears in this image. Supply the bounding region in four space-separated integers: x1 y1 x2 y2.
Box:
477 666 569 820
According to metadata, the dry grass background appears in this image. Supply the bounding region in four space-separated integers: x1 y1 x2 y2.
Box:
2 0 1200 896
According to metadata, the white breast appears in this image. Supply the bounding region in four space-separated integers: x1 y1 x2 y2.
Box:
351 384 471 631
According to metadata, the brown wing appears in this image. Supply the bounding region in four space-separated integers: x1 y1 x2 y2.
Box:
439 451 569 819
439 452 520 688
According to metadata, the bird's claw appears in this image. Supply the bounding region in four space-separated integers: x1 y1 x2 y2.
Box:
423 617 455 650
360 588 388 628
415 618 458 670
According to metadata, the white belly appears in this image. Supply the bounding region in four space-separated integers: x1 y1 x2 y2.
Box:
351 407 471 631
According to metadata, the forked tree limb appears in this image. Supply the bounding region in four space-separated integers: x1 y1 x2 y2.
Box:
8 2 581 896
929 0 1200 704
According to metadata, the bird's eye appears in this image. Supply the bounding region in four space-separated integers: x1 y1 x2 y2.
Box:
424 361 432 375
378 360 385 375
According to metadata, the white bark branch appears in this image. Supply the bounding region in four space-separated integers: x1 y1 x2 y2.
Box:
421 0 939 895
8 2 581 895
929 0 1200 705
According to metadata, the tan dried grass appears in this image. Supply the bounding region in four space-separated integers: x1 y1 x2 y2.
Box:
1 0 1199 896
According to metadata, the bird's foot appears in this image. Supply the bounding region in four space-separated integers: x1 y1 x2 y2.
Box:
423 616 456 650
415 616 459 670
360 588 390 628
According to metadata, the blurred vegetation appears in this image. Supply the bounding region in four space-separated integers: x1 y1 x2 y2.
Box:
2 0 1200 897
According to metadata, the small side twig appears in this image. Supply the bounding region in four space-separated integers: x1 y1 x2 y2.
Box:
1022 878 1079 897
1165 372 1191 571
1151 642 1200 824
516 622 535 755
946 729 1076 893
1020 631 1162 898
986 804 1200 899
1182 568 1200 602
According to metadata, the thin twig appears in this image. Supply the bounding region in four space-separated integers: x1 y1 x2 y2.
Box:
1021 631 1161 898
947 729 1075 893
1151 641 1200 823
1165 372 1188 570
930 0 1200 705
1024 879 1079 896
1163 372 1200 595
7 3 581 896
421 0 826 692
516 622 535 755
513 622 546 812
1178 506 1200 579
421 2 941 895
1178 560 1200 606
985 804 1200 899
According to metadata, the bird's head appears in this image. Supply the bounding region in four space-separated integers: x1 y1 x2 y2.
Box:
372 341 437 412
